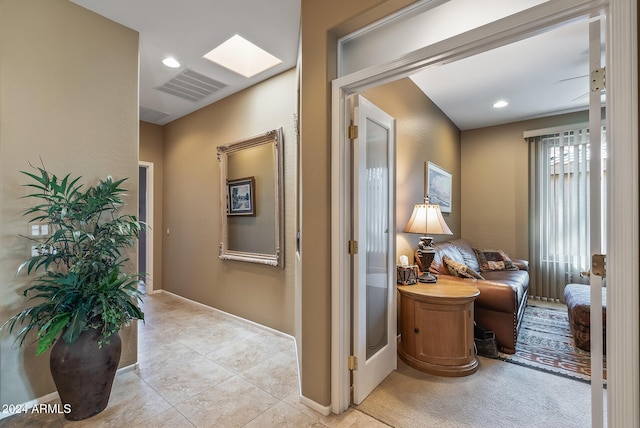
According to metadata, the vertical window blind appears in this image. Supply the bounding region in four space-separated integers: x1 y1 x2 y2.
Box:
527 126 606 300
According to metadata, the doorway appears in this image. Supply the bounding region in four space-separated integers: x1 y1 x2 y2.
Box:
331 0 638 425
139 162 154 294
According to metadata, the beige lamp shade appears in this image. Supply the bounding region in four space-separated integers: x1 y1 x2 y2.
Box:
403 202 453 235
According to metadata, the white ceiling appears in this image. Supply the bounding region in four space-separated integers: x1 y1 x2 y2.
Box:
71 0 301 125
71 1 600 130
410 19 601 130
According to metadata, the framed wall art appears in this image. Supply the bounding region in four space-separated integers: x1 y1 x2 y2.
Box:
426 162 452 213
227 176 255 216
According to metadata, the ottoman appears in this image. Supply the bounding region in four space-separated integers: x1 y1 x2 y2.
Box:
564 283 607 354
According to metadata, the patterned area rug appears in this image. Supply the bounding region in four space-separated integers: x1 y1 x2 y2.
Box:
498 304 607 383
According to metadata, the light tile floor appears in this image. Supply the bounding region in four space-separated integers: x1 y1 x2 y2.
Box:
1 292 388 427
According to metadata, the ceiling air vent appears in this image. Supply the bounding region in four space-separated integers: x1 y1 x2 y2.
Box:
140 106 171 124
156 69 227 102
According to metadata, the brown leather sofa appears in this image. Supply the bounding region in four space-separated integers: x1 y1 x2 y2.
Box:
419 238 529 354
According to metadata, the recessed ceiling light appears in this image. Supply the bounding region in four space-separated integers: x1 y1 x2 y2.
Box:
493 100 509 108
203 34 283 78
162 57 181 68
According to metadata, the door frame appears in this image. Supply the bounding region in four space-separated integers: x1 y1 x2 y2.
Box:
588 19 605 426
330 0 638 423
139 161 155 294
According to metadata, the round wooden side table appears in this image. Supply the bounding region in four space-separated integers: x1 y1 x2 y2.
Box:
397 279 480 376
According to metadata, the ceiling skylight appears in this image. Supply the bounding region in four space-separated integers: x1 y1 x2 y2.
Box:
203 34 282 78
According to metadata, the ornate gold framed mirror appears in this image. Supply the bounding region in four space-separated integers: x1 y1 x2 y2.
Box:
217 128 284 267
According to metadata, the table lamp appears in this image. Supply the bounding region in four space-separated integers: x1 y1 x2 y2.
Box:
402 196 452 282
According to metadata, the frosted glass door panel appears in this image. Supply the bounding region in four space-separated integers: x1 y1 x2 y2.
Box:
365 118 389 360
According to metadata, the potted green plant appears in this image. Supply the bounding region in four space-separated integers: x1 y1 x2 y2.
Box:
2 167 144 421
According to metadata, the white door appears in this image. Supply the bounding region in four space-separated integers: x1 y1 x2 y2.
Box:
587 19 606 428
350 94 397 404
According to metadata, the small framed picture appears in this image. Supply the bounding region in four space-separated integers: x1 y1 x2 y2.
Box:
227 177 255 216
426 162 452 213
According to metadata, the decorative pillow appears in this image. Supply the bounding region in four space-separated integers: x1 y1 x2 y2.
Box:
429 242 465 275
443 256 485 280
450 239 481 273
473 248 519 272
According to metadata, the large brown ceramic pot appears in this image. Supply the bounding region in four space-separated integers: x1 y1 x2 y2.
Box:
50 328 121 421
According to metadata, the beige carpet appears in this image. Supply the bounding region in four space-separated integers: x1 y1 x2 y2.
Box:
355 356 605 428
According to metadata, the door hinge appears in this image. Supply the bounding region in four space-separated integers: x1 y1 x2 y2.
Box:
348 240 358 255
348 355 358 371
591 67 606 92
592 254 606 278
348 124 358 140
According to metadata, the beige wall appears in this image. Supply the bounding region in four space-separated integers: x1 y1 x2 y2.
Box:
300 0 418 407
0 0 139 406
363 78 461 263
140 121 164 291
162 68 297 335
461 110 589 260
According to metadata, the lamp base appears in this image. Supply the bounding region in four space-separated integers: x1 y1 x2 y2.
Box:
418 271 438 283
417 236 438 283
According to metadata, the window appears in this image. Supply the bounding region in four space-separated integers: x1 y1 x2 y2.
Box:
528 126 606 300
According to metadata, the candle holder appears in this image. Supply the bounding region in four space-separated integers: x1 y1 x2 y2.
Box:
396 265 419 285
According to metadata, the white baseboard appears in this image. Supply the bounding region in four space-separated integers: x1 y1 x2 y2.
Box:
117 362 138 375
0 363 138 420
299 394 332 416
0 391 60 420
158 290 295 341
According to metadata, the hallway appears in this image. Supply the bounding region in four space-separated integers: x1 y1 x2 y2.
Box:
1 292 385 427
